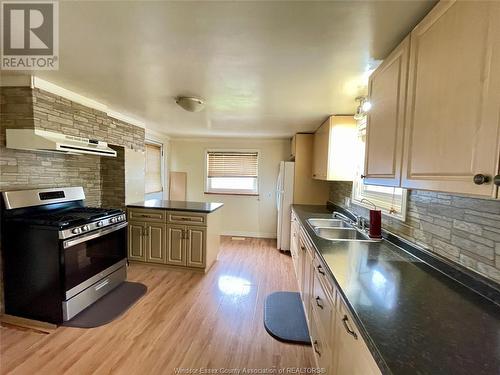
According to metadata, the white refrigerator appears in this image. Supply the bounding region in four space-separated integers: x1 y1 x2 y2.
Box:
276 161 295 251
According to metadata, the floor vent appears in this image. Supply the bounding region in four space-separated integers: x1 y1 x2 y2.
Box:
231 237 247 241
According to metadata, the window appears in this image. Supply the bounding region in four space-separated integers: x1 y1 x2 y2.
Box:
351 118 407 220
205 150 259 195
145 142 163 194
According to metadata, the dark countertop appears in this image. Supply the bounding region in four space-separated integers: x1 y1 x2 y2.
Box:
127 200 223 213
292 204 500 375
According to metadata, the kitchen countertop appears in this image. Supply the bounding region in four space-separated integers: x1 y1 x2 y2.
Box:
127 200 223 213
292 204 500 375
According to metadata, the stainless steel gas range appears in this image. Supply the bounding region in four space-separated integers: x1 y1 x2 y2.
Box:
1 186 128 323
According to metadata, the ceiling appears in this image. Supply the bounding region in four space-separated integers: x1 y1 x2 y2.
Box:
27 1 436 138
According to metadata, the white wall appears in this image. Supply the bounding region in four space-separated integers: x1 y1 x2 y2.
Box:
169 138 290 238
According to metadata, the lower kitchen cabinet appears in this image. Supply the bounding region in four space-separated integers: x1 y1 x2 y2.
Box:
127 207 221 272
167 224 187 266
128 221 146 261
128 221 167 263
166 224 206 268
291 211 381 375
145 223 167 264
334 296 381 375
186 226 206 268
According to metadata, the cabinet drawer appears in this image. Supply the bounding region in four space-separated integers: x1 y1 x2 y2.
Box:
312 266 335 338
309 302 332 373
128 209 166 223
167 212 206 226
313 256 334 297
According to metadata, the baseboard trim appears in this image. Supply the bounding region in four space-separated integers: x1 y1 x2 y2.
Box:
222 231 277 239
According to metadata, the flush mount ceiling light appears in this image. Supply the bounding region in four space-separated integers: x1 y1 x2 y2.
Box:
354 96 371 120
175 96 205 112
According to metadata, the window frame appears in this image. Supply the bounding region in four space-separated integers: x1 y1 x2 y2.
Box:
144 139 164 196
204 148 260 196
351 118 407 221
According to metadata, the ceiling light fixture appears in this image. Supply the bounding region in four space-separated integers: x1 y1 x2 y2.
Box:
354 96 371 120
175 96 205 112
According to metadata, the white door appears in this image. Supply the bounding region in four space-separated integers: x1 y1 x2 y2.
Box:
278 162 294 251
276 162 284 249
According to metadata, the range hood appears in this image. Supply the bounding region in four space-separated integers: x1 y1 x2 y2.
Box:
6 129 117 157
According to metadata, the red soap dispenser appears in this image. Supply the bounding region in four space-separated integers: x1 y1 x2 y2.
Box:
361 199 382 239
369 209 382 239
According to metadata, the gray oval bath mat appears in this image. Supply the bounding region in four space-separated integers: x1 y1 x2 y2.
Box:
62 281 147 328
264 291 311 345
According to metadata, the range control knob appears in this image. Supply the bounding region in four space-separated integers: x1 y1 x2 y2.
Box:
96 221 104 227
110 217 117 223
72 227 82 234
82 225 90 232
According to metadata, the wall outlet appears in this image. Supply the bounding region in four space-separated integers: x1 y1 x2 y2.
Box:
344 197 351 207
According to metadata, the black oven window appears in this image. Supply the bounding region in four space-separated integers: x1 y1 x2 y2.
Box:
64 227 126 292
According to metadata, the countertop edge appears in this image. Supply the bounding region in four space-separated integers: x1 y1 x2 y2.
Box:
126 201 224 214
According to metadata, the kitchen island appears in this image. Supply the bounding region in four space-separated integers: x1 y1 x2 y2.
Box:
291 204 500 375
127 200 223 272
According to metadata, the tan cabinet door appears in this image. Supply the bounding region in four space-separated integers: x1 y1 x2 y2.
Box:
402 1 500 197
364 36 409 187
166 225 186 266
128 221 146 262
186 226 206 268
313 119 329 180
334 296 381 375
145 223 167 264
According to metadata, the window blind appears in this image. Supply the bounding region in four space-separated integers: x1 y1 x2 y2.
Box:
145 143 162 194
207 151 258 178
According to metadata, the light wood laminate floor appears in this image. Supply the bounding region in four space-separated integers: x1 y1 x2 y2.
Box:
1 237 314 374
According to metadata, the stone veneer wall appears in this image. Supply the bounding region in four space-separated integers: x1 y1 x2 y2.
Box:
0 86 145 311
329 181 500 285
101 146 126 209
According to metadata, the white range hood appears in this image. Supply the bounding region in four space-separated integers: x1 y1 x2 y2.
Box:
6 129 117 157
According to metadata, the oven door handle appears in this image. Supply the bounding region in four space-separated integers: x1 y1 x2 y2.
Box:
63 222 128 249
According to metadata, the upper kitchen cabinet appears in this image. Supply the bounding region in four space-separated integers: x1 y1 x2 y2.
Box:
363 36 410 187
401 0 500 197
313 116 357 181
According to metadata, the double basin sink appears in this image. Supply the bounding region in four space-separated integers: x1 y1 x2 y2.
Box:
307 218 380 242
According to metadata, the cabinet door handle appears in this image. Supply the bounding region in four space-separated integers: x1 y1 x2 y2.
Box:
140 214 153 218
342 315 358 340
313 340 321 357
185 229 190 240
317 265 325 275
473 174 490 185
315 296 324 309
181 230 185 239
300 245 305 252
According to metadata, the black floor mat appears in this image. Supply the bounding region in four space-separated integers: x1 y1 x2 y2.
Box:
264 291 311 345
62 281 147 328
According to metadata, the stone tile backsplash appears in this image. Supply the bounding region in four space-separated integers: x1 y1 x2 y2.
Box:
0 86 146 312
329 181 500 285
0 86 145 206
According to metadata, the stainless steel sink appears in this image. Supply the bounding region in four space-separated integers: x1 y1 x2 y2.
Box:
313 227 372 241
307 218 352 228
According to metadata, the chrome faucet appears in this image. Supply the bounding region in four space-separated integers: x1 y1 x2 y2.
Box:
333 211 367 231
332 211 352 223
